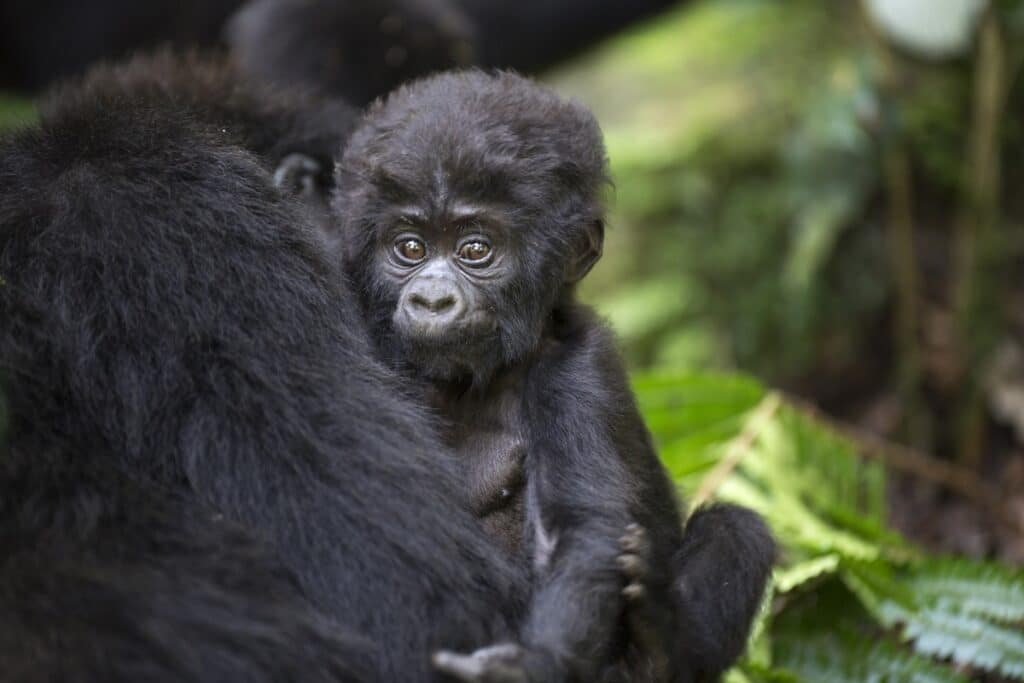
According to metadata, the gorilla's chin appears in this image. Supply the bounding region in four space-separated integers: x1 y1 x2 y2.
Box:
393 330 504 387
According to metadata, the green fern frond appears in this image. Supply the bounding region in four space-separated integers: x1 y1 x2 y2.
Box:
728 664 802 683
776 631 970 683
841 561 917 628
742 583 776 669
633 371 1024 681
658 418 744 480
774 554 841 593
633 370 765 482
633 370 764 443
904 608 1024 680
632 370 766 403
843 561 1024 679
909 557 1024 624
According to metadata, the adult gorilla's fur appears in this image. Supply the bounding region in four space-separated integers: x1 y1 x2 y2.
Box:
227 0 681 106
228 0 476 106
40 50 359 226
0 75 527 680
0 0 244 90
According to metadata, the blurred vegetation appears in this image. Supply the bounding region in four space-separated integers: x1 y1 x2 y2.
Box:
0 94 35 129
551 1 1024 678
635 372 1023 682
556 0 885 380
552 0 1024 465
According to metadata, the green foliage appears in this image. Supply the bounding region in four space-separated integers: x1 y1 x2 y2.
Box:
0 94 36 130
845 560 1024 680
554 0 888 378
633 371 1024 681
555 0 1023 677
776 629 971 683
909 558 1024 624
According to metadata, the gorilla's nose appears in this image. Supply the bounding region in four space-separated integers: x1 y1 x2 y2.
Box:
401 278 467 334
409 287 457 314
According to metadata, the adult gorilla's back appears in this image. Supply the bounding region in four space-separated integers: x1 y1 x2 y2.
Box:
0 88 524 680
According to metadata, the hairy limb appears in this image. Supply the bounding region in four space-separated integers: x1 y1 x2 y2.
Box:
672 504 775 681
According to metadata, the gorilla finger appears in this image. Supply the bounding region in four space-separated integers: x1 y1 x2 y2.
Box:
616 551 647 578
433 650 487 680
619 524 648 554
623 582 647 602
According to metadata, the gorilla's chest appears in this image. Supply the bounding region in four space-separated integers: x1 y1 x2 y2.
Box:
433 374 529 555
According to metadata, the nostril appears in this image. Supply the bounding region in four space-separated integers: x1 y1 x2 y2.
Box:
409 292 430 309
429 295 456 313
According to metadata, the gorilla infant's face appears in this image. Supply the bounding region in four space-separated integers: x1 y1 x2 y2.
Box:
338 72 611 385
373 200 517 380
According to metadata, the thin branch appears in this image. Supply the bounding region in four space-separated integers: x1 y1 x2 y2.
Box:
882 136 924 441
860 0 925 445
953 5 1005 324
783 393 1022 534
690 392 781 510
952 6 1007 467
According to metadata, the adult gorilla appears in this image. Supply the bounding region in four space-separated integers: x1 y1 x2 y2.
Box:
0 77 527 680
3 0 681 101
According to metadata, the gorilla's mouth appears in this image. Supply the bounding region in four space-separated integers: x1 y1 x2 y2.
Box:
399 324 497 356
393 308 496 346
393 323 503 382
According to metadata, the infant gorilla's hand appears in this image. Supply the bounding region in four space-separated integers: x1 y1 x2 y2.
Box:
433 642 544 682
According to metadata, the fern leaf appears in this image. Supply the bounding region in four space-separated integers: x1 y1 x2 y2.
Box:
904 608 1024 680
774 554 841 593
841 562 916 628
909 557 1024 624
776 631 970 683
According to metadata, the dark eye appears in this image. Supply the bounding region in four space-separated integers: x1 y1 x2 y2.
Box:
395 238 426 263
457 240 492 265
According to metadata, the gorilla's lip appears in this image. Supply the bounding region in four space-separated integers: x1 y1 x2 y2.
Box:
392 310 496 347
392 318 502 378
397 323 495 349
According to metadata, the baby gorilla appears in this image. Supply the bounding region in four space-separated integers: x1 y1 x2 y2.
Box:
336 71 774 682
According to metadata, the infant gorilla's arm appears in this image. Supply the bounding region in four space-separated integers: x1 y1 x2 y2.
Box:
335 70 774 682
505 311 775 682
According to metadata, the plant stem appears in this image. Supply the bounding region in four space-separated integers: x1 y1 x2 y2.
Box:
690 392 781 510
952 6 1006 467
882 133 924 445
860 1 925 446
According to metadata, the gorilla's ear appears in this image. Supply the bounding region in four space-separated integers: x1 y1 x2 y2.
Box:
565 219 604 284
274 153 323 199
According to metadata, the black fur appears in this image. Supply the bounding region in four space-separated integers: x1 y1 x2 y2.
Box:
335 70 775 682
456 0 680 73
226 0 682 105
2 452 377 682
228 0 476 106
0 72 529 681
0 0 245 90
2 0 680 100
40 50 359 229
